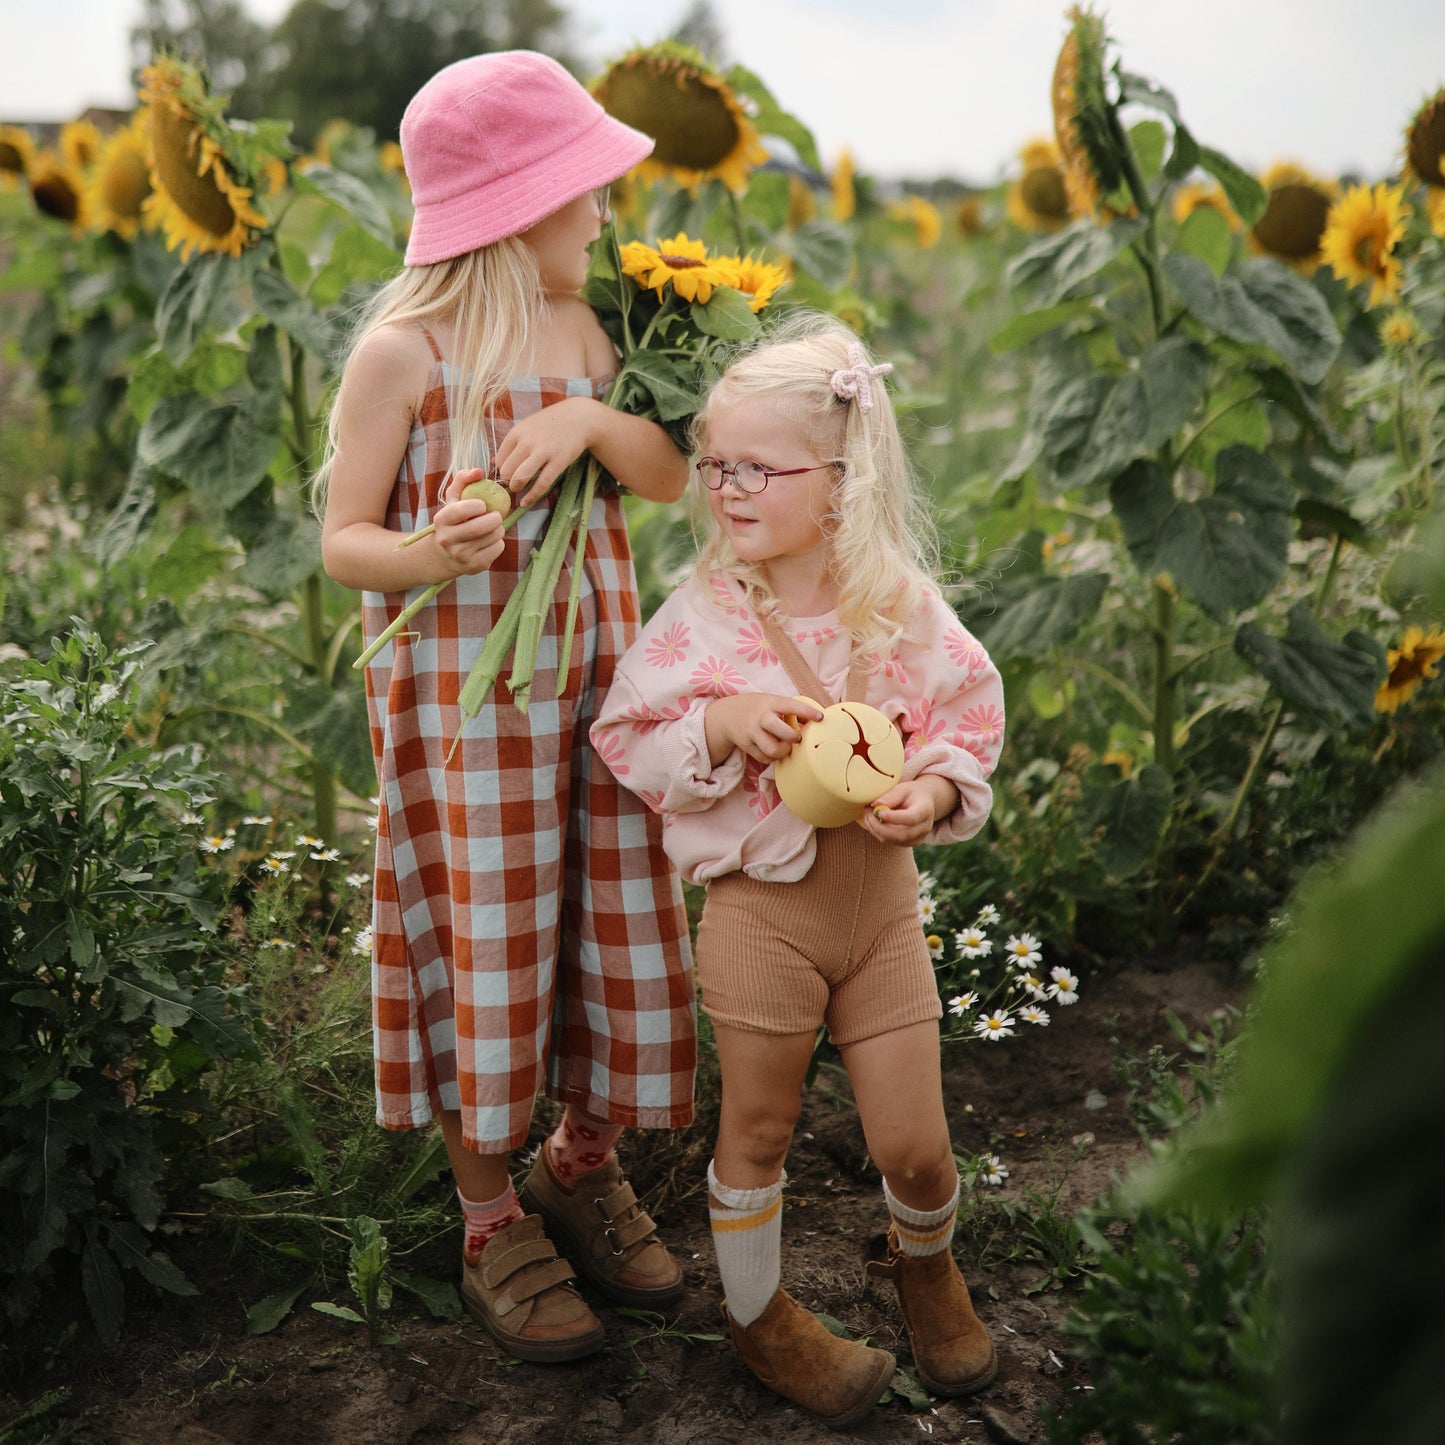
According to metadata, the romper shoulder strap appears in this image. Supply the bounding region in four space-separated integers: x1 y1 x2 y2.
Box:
417 324 442 361
756 613 868 705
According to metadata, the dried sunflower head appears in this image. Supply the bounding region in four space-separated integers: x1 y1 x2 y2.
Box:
1052 5 1126 221
1404 89 1445 188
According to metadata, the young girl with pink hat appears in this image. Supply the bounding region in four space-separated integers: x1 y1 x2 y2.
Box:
315 50 696 1363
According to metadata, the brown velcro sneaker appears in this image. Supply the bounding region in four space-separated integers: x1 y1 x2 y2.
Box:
460 1213 605 1362
520 1144 685 1308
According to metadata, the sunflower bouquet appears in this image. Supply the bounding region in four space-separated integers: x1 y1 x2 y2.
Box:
356 225 788 752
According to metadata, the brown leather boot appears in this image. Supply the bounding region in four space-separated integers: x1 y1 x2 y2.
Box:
460 1214 606 1362
726 1287 896 1429
866 1227 997 1396
520 1142 684 1308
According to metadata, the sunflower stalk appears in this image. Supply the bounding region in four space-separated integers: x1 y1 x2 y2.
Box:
555 458 602 687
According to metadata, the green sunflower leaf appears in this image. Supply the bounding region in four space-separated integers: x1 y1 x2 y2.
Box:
1234 604 1386 730
1007 217 1147 308
1075 762 1173 880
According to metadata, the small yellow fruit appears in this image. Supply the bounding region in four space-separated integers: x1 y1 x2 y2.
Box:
462 477 512 517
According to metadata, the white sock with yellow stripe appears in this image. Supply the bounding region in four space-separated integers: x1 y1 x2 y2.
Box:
708 1159 785 1328
884 1173 960 1257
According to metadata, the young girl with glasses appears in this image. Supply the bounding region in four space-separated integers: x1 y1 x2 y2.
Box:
314 51 697 1363
591 311 1006 1424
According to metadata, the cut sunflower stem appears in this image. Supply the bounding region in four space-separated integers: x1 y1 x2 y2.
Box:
555 459 601 691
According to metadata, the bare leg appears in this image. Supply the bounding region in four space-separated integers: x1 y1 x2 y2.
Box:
711 1023 819 1186
438 1109 512 1202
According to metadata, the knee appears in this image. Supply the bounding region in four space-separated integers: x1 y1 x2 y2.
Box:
875 1137 955 1200
723 1101 801 1175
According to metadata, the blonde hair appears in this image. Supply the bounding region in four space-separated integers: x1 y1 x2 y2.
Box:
691 311 938 661
310 237 542 515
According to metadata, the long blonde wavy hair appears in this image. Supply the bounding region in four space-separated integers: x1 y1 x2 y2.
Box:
310 237 542 516
690 312 939 662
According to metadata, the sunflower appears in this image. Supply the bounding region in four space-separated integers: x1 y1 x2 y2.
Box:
0 123 36 190
1427 186 1445 240
1172 179 1239 230
887 193 943 248
955 193 985 238
138 56 269 261
1320 182 1410 307
620 233 732 303
1380 310 1418 348
830 148 857 221
1375 625 1445 715
1249 162 1337 272
59 118 105 171
1404 89 1445 188
1051 5 1124 221
379 140 406 178
1006 139 1071 231
27 150 86 230
592 44 767 195
723 255 789 312
787 173 817 228
84 117 153 240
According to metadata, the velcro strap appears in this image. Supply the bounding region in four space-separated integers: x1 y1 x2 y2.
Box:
597 1181 637 1218
500 1257 576 1307
864 1257 898 1283
612 1212 658 1250
481 1237 557 1290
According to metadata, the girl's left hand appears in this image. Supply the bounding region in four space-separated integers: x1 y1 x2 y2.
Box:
861 777 957 847
493 397 595 509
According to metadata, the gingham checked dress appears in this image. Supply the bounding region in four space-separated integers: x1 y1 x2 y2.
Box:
360 339 696 1153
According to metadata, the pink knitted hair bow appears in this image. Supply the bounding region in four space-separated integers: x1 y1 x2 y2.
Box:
829 344 893 412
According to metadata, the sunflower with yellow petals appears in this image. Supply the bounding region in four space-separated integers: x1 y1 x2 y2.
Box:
956 193 986 238
28 150 87 231
620 234 732 304
1380 310 1418 349
84 117 154 240
724 255 789 312
59 118 105 171
1172 179 1239 230
887 193 943 249
592 43 768 195
1404 90 1445 188
139 56 269 261
1007 139 1071 232
1 123 37 190
1375 625 1445 715
1051 6 1125 222
1249 161 1338 272
1320 181 1410 308
829 148 857 222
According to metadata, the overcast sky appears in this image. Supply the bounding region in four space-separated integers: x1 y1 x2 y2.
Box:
4 0 1442 185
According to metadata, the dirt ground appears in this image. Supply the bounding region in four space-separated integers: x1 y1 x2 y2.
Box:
4 954 1243 1445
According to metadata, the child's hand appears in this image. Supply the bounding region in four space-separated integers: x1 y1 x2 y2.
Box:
433 467 507 576
861 777 959 847
705 693 824 767
493 397 595 509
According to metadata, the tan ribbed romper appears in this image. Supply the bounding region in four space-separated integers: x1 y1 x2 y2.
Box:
692 617 943 1047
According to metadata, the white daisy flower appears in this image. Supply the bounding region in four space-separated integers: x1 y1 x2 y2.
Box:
352 926 374 956
955 927 992 959
973 1010 1014 1041
1019 1004 1050 1026
180 811 205 827
975 903 1001 927
1005 933 1043 966
1050 967 1080 1004
264 937 295 951
948 991 979 1016
260 855 290 875
295 834 325 849
1018 970 1050 1001
241 814 273 826
345 872 370 889
271 849 297 860
926 934 944 960
918 894 938 925
198 835 234 854
980 1154 1009 1185
309 847 342 863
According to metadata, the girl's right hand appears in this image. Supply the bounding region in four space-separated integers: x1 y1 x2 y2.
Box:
705 693 824 767
432 467 507 576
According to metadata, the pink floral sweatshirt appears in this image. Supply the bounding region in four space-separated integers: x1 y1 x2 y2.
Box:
589 572 1005 885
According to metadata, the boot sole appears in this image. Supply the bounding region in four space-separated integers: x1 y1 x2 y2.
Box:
520 1181 686 1309
462 1290 607 1363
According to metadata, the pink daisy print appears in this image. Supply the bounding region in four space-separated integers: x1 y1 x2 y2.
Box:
621 695 692 734
710 575 745 614
957 703 1005 747
874 649 909 684
645 622 690 669
691 655 747 697
592 730 629 776
961 734 999 777
945 627 989 681
791 623 837 646
639 788 666 814
743 756 780 818
736 621 777 668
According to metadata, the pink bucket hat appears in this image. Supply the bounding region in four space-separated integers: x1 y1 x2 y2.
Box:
401 50 654 266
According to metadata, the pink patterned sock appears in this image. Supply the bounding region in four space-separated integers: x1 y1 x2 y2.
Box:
458 1181 524 1257
546 1107 623 1186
